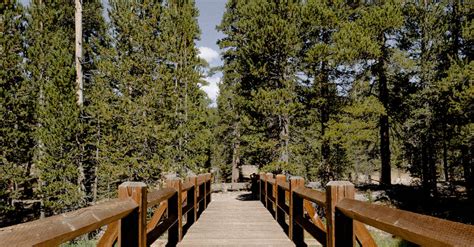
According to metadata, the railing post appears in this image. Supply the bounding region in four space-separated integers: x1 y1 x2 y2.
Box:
118 182 147 247
326 181 355 247
198 175 205 218
266 173 274 217
206 173 211 207
276 174 286 230
167 183 179 245
193 176 198 221
259 172 265 204
187 176 196 228
167 178 183 242
289 177 304 244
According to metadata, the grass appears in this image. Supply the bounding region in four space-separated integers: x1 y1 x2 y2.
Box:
60 240 96 247
370 230 415 247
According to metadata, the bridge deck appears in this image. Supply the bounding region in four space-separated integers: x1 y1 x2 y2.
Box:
178 191 294 246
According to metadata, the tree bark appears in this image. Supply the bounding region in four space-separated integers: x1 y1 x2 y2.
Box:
377 47 391 186
75 0 85 201
319 62 330 182
231 122 240 184
75 0 83 105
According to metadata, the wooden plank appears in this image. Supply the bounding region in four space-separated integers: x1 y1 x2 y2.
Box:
167 178 183 242
335 208 353 247
295 215 326 246
293 186 326 206
178 192 294 247
197 174 206 185
326 181 354 247
97 221 118 247
147 215 177 245
118 182 147 247
279 181 290 191
304 200 326 234
0 199 137 247
147 188 176 208
288 177 304 245
337 198 474 247
182 180 194 192
354 221 377 247
146 201 167 234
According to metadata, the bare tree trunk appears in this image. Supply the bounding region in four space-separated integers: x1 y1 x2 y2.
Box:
231 122 240 184
75 0 85 198
377 43 391 186
75 0 83 105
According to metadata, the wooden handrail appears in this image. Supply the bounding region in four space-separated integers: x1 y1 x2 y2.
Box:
259 174 474 247
0 198 137 246
0 173 213 247
336 198 474 247
182 180 195 192
147 187 176 207
293 186 326 206
278 180 290 191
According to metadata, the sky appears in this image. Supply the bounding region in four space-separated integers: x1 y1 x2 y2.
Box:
195 0 226 106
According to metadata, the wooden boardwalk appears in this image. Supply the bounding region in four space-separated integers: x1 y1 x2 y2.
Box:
178 192 295 247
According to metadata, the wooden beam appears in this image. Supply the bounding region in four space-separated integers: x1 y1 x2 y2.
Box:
118 182 147 247
337 198 474 247
0 199 137 246
326 181 354 247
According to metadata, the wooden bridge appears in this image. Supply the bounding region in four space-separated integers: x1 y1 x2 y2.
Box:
0 173 473 247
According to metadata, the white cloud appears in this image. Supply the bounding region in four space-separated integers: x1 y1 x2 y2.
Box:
201 73 221 107
198 46 219 64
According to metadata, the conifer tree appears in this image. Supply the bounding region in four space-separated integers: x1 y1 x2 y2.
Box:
26 0 83 214
160 0 212 175
1 2 36 219
299 0 353 182
81 0 107 202
216 0 243 183
334 1 404 185
235 0 302 173
93 1 165 195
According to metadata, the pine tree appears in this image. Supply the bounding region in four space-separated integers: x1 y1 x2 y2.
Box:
81 0 107 202
299 0 353 182
93 1 165 196
333 1 404 185
1 2 36 221
234 0 302 173
216 0 243 183
26 0 83 214
159 0 212 175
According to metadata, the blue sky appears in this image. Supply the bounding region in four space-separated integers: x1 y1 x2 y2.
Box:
195 0 226 105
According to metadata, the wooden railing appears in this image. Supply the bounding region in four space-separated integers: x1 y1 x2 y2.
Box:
259 172 474 247
0 173 212 247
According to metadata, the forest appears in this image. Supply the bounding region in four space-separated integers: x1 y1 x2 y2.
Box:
1 0 472 228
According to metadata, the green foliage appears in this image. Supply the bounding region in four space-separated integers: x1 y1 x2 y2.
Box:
0 2 34 216
1 0 473 227
25 0 83 213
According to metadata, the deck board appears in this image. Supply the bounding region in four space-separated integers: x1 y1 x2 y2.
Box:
178 192 294 247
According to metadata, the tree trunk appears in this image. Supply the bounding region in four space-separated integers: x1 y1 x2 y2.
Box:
75 0 85 200
422 143 429 194
319 62 330 181
428 137 437 196
377 48 391 186
231 122 240 184
442 124 450 183
462 146 473 198
75 0 83 105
